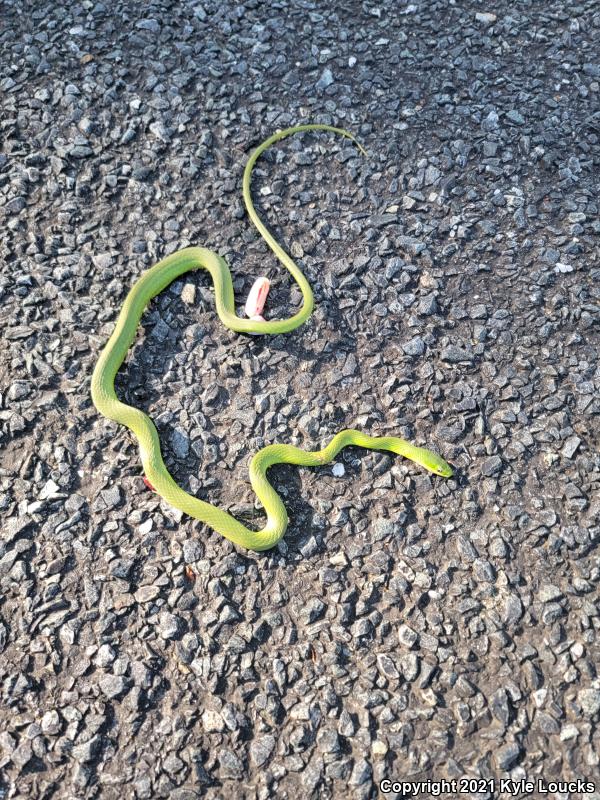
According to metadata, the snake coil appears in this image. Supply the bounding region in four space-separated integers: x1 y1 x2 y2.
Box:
91 125 452 551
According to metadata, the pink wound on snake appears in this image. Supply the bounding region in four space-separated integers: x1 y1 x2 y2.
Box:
245 277 270 319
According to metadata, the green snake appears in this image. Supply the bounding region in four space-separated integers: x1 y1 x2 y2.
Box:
91 124 453 551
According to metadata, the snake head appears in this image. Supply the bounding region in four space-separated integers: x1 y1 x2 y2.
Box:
424 451 454 478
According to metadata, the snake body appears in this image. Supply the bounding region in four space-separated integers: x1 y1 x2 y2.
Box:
91 124 452 551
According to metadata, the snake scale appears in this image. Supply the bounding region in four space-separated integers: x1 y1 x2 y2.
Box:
91 124 452 551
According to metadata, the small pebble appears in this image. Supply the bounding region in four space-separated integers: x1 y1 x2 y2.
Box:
181 283 196 304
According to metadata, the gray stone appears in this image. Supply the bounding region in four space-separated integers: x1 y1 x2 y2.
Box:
164 753 185 774
72 735 102 763
41 710 62 735
202 709 225 733
578 688 600 717
95 643 116 667
170 427 190 459
100 486 122 509
398 624 419 648
441 345 474 363
349 757 372 786
99 674 128 699
183 540 203 563
561 436 581 458
136 18 160 32
502 594 524 626
402 336 426 356
249 734 276 766
316 728 339 756
537 584 562 603
92 252 113 269
494 742 521 770
481 455 503 476
418 295 438 315
491 689 511 726
135 585 161 603
506 109 525 125
219 747 244 778
159 612 182 639
300 597 326 624
7 381 32 401
351 618 373 638
316 68 334 90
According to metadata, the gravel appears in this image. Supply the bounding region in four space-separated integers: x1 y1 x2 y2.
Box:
249 734 276 766
1 0 599 798
98 674 129 700
494 742 522 771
